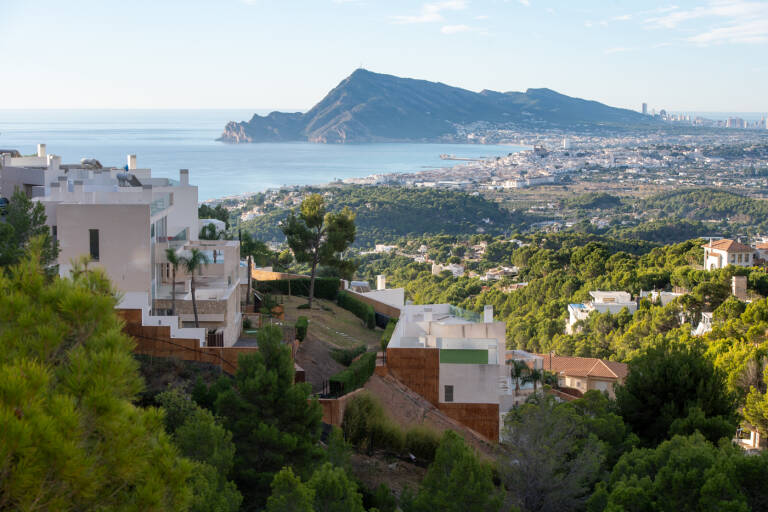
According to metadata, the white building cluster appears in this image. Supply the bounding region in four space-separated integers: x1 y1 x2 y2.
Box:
1 144 243 347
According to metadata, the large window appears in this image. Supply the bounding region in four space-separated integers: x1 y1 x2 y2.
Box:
444 385 454 402
89 229 100 261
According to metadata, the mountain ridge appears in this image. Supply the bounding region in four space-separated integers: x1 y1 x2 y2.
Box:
219 69 655 144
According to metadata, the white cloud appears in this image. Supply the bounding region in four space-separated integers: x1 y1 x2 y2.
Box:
519 0 530 6
475 14 489 20
644 0 768 45
441 24 472 34
392 0 467 24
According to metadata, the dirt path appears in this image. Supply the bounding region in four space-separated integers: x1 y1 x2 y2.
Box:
295 335 345 393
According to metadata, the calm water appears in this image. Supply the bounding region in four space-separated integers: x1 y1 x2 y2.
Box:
0 109 526 201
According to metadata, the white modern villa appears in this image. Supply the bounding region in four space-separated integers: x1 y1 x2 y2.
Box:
1 144 242 347
566 291 638 334
385 303 541 441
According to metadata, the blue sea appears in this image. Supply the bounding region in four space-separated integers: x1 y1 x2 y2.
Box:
0 109 526 201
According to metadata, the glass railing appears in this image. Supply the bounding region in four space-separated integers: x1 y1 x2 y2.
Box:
448 305 482 323
150 193 172 216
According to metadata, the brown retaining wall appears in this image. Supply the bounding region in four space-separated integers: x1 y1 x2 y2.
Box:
118 308 258 375
385 347 439 405
437 403 500 442
316 387 367 426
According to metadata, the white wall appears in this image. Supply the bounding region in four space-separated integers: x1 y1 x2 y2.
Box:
56 203 152 294
439 363 503 404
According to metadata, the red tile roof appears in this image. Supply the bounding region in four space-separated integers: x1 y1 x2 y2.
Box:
533 354 628 380
703 239 753 253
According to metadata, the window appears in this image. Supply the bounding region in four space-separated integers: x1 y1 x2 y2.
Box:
444 385 454 402
89 229 99 261
52 225 57 244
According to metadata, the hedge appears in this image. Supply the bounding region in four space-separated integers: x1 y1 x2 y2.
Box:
341 392 442 461
295 316 308 341
329 351 376 397
257 277 340 301
380 319 397 353
331 344 367 366
341 392 404 455
338 291 375 329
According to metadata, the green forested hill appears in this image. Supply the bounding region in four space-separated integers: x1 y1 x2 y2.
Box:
639 188 768 228
241 185 529 247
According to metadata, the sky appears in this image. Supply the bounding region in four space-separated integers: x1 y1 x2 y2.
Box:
1 0 766 112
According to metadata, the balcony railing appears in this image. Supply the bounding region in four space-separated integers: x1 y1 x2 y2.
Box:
150 193 172 216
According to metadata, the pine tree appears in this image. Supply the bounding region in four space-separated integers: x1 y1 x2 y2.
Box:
214 325 323 509
266 467 315 512
307 462 365 512
0 239 192 510
410 431 501 512
282 193 355 308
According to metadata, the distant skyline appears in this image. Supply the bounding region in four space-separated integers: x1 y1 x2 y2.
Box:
1 0 766 112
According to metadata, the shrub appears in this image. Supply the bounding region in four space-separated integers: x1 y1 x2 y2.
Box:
380 319 397 353
259 278 340 301
405 425 442 461
338 291 375 329
369 417 405 454
331 345 367 366
243 316 252 329
342 392 404 454
295 316 308 341
297 303 311 310
329 352 376 396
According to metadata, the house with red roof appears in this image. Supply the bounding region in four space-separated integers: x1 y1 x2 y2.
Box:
535 353 628 398
703 239 755 270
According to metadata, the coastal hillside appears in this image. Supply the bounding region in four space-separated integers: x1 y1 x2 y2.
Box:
219 69 655 144
238 185 530 246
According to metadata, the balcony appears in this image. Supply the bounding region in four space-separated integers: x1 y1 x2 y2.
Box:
150 193 172 216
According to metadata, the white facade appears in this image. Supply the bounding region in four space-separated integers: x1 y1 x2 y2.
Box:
566 291 638 334
431 262 465 277
639 290 684 306
13 147 242 347
692 312 714 336
703 239 755 270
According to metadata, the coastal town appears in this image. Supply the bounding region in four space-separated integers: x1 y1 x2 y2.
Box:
5 141 767 454
4 0 768 507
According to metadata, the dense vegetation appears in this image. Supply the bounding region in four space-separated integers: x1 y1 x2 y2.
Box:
639 188 768 231
241 185 528 246
8 186 768 510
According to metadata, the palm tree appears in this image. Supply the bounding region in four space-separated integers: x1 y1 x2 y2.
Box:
181 248 210 328
542 370 559 389
523 368 544 394
240 234 256 308
507 359 529 396
165 248 181 317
